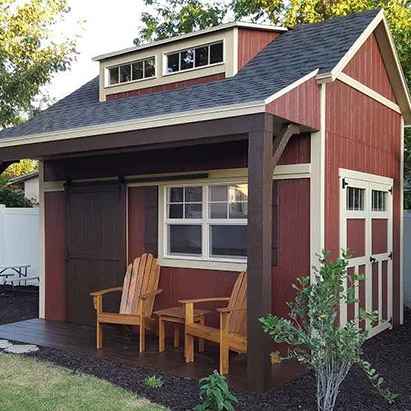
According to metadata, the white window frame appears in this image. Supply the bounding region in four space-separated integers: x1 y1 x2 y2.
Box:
163 40 224 76
159 180 248 270
106 56 157 87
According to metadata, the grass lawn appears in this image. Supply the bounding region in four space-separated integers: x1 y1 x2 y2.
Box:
0 353 166 411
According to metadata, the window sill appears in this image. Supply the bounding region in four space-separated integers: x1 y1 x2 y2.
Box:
105 75 158 89
163 61 224 77
158 256 246 272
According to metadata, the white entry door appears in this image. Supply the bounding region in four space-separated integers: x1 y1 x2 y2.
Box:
339 169 393 337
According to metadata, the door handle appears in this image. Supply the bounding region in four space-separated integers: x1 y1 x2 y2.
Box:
370 256 377 263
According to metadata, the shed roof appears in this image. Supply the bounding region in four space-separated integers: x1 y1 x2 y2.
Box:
0 10 393 142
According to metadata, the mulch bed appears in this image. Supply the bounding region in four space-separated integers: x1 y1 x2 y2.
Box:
0 287 410 410
0 286 38 324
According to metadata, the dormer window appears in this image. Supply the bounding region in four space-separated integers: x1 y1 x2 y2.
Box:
107 56 156 86
166 41 223 74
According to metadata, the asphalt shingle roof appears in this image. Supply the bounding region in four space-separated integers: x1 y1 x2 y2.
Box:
0 9 379 140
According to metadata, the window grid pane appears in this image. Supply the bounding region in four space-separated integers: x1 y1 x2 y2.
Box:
372 190 387 211
167 186 202 219
347 187 365 211
166 183 247 260
166 41 223 75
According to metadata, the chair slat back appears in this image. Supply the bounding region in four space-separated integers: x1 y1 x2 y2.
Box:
119 253 160 317
227 272 247 336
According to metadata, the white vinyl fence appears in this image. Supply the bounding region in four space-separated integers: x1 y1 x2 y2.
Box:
0 205 40 286
404 211 411 308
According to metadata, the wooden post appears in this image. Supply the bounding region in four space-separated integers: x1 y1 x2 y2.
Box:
247 113 274 392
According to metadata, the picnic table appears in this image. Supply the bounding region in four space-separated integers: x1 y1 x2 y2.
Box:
0 265 38 286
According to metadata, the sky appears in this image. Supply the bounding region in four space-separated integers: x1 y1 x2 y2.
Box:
46 0 143 102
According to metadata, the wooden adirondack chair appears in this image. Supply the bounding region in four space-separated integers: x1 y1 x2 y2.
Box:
90 253 162 352
180 271 247 375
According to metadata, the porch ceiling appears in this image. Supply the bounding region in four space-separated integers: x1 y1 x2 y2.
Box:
0 113 315 164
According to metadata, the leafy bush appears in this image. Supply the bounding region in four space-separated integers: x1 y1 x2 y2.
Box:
143 375 164 389
260 252 397 411
195 370 238 411
0 187 33 207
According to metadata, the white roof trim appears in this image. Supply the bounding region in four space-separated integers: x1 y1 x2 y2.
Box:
0 70 325 149
0 101 266 148
316 10 411 123
93 22 287 62
0 71 323 149
379 14 411 120
337 72 401 113
330 9 385 79
264 69 319 104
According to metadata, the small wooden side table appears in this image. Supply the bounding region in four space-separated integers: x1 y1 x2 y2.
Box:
154 306 209 352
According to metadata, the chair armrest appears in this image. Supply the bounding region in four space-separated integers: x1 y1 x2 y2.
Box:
90 287 123 297
179 297 230 304
141 289 163 300
217 307 246 313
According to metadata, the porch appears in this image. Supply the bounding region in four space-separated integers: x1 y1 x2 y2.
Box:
0 112 316 391
0 318 304 392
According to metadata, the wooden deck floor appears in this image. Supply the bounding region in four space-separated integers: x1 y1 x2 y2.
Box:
0 319 304 391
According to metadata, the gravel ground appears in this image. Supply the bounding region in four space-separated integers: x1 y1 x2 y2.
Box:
0 287 410 410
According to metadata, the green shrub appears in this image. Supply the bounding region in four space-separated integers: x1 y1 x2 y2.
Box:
0 187 33 207
195 370 238 411
143 375 164 389
260 251 397 411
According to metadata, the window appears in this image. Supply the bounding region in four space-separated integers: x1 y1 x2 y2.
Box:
347 187 365 211
166 41 224 74
372 190 387 211
107 56 156 86
164 183 247 260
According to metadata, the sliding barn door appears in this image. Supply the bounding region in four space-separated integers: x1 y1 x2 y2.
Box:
65 182 126 325
339 170 393 337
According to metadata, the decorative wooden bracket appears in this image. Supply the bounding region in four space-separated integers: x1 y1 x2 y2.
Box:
272 123 300 166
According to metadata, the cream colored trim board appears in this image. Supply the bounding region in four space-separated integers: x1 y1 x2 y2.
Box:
232 27 239 75
159 257 246 272
93 22 286 61
310 83 326 280
331 10 384 79
43 181 65 192
264 69 319 104
379 15 411 114
0 101 266 148
38 161 45 319
337 73 401 113
0 69 322 149
339 168 393 186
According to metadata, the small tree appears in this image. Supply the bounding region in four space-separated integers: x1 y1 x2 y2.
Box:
260 252 397 411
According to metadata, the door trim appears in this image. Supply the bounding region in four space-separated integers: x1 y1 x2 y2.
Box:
339 168 393 337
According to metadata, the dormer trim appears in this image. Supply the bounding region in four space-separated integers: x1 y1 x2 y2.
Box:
93 22 286 62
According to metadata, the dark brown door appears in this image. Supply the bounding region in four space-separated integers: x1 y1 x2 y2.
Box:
65 182 126 325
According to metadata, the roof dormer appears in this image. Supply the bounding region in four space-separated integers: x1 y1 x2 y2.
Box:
93 22 286 102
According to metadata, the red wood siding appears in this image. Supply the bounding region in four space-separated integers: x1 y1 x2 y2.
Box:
272 179 310 318
44 191 66 321
325 80 402 325
343 34 396 103
128 178 310 319
238 29 279 70
106 73 225 101
266 77 321 130
279 133 310 164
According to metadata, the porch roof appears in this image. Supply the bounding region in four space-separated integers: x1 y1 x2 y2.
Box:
0 10 379 143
